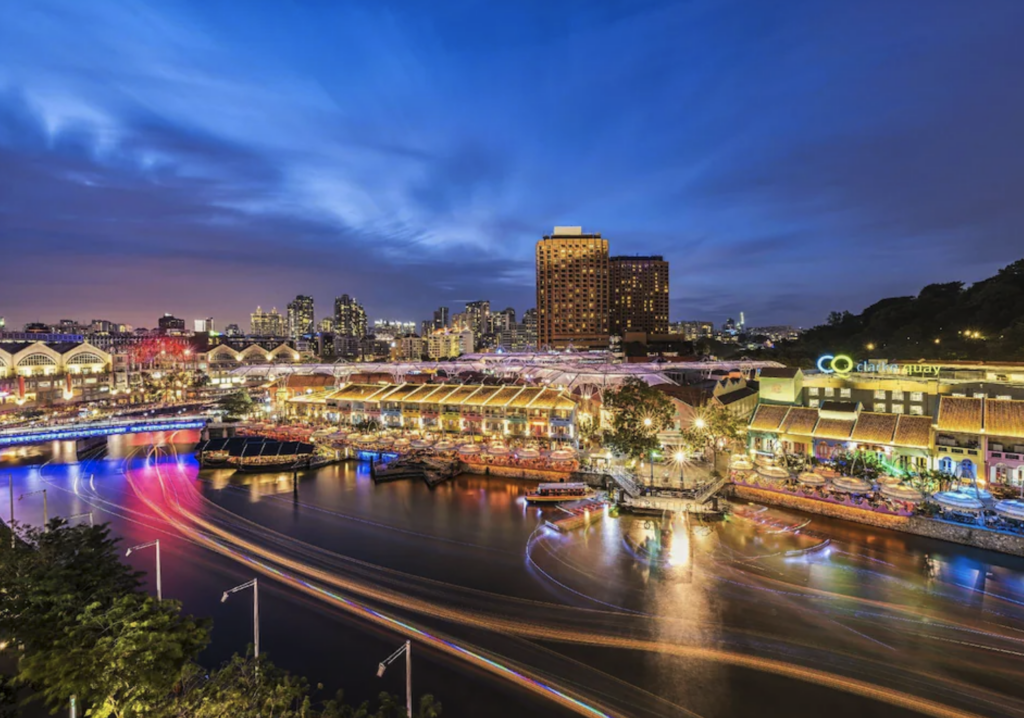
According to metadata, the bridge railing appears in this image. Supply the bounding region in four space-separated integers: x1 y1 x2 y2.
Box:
607 466 644 498
0 416 208 446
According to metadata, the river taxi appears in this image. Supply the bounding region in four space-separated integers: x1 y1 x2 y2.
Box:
525 482 593 503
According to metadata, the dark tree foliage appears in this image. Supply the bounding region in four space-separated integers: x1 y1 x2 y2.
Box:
601 377 675 461
0 521 442 718
750 259 1024 364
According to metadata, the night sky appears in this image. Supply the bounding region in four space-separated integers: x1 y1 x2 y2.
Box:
2 1 1023 331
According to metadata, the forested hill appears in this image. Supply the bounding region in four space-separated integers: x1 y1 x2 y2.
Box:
766 259 1024 366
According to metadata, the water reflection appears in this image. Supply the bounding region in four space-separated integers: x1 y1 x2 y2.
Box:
4 439 1024 718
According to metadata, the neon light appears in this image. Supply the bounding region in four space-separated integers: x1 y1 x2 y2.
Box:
0 419 206 446
816 354 854 375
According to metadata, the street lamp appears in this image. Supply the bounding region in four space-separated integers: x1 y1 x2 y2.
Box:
126 539 162 601
694 418 706 430
19 489 47 530
69 511 94 527
376 640 412 718
8 475 14 548
221 578 259 657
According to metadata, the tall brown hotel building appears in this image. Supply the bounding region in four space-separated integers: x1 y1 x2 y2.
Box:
536 227 610 349
609 256 670 336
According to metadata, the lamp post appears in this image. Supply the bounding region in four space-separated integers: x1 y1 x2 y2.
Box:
643 417 655 489
19 489 47 530
126 539 162 601
69 511 94 527
221 578 259 657
8 475 14 548
376 640 412 717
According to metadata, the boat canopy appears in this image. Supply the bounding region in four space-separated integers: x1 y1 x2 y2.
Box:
537 482 587 491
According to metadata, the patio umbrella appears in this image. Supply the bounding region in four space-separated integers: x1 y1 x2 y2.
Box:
797 472 826 486
880 484 924 503
994 499 1024 521
830 476 873 494
932 491 984 512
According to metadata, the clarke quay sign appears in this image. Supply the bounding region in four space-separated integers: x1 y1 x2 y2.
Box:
816 354 940 377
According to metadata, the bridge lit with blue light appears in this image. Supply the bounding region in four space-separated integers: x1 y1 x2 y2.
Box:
0 416 207 447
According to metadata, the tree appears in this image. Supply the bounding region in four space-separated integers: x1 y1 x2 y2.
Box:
353 418 382 434
21 594 209 717
0 520 143 659
575 411 601 450
173 653 311 718
600 378 675 462
680 404 745 471
219 389 254 419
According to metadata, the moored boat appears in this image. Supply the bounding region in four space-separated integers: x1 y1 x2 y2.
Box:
525 482 593 503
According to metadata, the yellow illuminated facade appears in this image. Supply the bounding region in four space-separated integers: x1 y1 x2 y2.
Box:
536 227 609 350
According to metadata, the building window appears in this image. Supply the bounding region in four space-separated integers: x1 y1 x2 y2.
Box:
840 388 851 398
808 387 819 396
910 405 924 415
973 392 986 399
892 390 904 401
823 388 834 397
892 404 905 414
874 390 886 400
952 392 966 397
910 392 923 402
997 395 1012 400
809 399 820 408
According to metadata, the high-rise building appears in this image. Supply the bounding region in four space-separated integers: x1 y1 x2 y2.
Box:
250 306 285 336
224 323 242 337
426 329 474 359
492 307 516 333
536 227 609 350
194 317 215 333
287 295 315 338
432 306 449 331
450 311 469 332
671 320 714 341
609 256 669 336
158 313 186 335
464 300 491 337
334 295 367 337
317 317 334 333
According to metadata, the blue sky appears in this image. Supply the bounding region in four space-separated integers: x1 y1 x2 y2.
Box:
1 0 1023 330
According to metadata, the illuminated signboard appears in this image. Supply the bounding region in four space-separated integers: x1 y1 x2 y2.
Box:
816 354 939 376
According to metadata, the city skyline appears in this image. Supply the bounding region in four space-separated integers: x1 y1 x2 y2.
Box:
3 2 1024 329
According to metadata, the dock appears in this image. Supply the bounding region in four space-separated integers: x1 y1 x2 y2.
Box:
372 453 460 487
545 498 609 533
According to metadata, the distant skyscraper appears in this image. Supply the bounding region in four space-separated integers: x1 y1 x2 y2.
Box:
464 300 491 337
609 256 669 336
194 317 215 333
432 306 449 330
286 295 315 338
334 295 367 337
317 317 334 333
492 307 516 333
157 313 186 335
250 306 285 336
536 227 609 350
224 323 242 337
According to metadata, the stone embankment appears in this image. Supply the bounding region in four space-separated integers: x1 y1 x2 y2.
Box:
727 485 1024 557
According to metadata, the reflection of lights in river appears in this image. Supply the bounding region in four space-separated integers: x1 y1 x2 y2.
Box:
45 446 1023 718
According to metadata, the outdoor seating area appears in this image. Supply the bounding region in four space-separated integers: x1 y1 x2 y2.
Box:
731 450 1024 533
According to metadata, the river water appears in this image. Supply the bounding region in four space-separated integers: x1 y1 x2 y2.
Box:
3 431 1024 718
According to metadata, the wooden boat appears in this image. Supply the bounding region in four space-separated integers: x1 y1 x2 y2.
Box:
525 482 594 503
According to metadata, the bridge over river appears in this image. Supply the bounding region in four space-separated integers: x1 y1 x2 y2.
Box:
0 416 207 447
